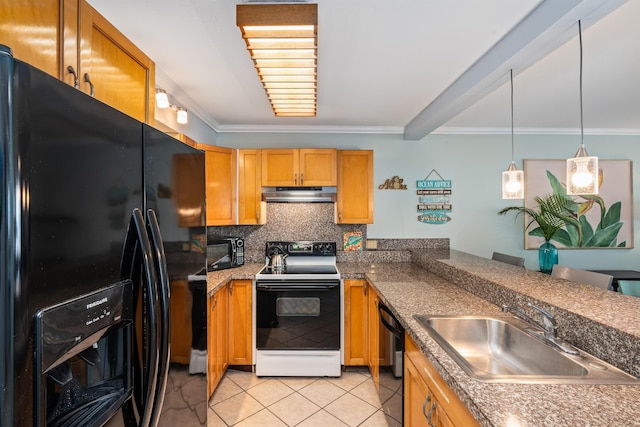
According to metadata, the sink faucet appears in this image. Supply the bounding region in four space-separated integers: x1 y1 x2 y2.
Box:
501 303 579 355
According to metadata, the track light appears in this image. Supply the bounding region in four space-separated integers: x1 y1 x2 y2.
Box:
176 107 188 124
155 88 189 125
155 89 169 108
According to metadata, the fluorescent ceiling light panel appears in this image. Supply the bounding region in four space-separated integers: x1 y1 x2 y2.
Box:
237 3 318 117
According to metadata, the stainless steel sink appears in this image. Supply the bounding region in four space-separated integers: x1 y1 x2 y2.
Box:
414 314 640 384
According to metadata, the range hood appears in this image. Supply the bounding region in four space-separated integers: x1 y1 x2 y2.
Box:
262 186 337 203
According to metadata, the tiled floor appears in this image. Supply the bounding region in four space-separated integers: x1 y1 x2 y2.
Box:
207 367 402 427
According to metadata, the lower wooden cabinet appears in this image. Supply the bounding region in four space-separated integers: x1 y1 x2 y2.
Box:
207 280 253 398
207 284 228 398
368 285 380 390
404 332 479 427
228 280 253 365
344 280 368 366
169 279 192 365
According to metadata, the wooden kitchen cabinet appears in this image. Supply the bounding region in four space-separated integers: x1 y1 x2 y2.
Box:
238 149 266 225
368 284 380 390
199 145 237 226
0 0 155 123
169 280 192 365
261 148 337 187
344 280 368 366
172 153 206 228
228 280 253 365
404 333 479 427
207 284 229 398
336 150 374 224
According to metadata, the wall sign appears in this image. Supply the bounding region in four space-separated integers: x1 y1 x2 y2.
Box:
378 175 408 190
417 169 452 224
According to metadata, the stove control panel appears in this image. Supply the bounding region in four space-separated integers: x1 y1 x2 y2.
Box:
266 241 337 257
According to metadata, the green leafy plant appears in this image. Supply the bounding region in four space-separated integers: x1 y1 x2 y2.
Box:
499 193 575 242
543 170 625 247
499 170 626 248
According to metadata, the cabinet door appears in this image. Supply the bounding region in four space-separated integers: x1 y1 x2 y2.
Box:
404 351 431 426
0 0 75 79
201 146 237 226
238 149 266 225
207 291 219 397
228 280 253 365
405 333 480 427
78 1 155 123
261 149 298 186
217 285 229 376
336 150 374 224
368 286 379 390
170 280 192 365
344 280 368 366
299 148 337 186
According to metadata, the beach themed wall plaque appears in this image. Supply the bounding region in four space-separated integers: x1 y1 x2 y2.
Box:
417 169 452 224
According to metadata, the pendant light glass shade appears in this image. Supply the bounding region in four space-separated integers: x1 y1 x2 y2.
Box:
501 70 524 200
567 21 598 195
502 161 524 199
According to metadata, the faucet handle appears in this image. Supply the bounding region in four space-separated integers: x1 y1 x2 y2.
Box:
528 303 557 337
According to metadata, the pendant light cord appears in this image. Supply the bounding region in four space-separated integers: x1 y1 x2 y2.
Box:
510 69 514 162
579 20 584 146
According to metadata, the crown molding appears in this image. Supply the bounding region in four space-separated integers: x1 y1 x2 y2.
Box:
215 124 405 134
434 127 640 136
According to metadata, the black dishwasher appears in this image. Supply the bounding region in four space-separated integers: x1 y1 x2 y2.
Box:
378 302 404 426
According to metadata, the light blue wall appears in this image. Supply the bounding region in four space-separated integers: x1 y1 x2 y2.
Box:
217 131 640 271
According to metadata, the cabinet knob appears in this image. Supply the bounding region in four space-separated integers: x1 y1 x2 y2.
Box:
301 173 304 185
294 173 297 185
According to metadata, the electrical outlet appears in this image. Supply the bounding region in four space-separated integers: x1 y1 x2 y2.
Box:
366 239 378 250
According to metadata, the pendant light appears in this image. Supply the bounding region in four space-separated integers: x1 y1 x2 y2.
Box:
566 20 598 195
502 69 524 200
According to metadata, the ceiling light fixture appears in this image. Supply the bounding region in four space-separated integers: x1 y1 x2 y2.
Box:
155 88 170 109
566 20 598 195
176 107 188 124
236 3 317 117
502 69 524 200
155 88 189 125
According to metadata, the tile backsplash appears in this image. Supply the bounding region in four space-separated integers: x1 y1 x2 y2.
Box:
207 203 448 263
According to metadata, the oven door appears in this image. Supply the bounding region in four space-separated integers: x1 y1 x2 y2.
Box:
255 281 341 350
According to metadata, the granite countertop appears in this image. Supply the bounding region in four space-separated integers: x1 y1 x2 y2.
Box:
206 252 640 427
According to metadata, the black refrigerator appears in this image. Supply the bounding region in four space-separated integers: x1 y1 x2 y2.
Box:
0 45 206 426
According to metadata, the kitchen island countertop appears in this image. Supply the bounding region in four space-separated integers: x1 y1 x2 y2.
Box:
207 251 640 427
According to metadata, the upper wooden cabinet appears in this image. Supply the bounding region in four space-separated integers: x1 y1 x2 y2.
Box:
262 148 337 187
0 0 155 123
238 149 266 225
336 150 374 224
198 145 237 226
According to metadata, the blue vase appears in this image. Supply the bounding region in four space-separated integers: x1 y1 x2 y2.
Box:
538 241 558 274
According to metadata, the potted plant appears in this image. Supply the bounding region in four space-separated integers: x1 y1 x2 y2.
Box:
498 194 573 273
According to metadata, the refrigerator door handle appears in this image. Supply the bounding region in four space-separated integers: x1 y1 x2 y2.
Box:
120 208 160 427
145 209 171 426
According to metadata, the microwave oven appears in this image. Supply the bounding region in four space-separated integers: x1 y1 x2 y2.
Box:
207 237 244 271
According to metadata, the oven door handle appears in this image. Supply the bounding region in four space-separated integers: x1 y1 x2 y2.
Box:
257 283 339 291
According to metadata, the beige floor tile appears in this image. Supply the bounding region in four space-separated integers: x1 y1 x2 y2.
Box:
268 392 321 426
206 407 227 427
359 409 393 427
247 379 295 407
209 376 243 405
212 392 264 425
233 408 288 427
350 379 382 408
381 392 402 424
327 370 369 392
226 368 268 390
295 409 349 427
298 379 347 407
324 393 378 426
277 376 319 391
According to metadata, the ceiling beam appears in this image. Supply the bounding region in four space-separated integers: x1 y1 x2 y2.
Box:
403 0 627 141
